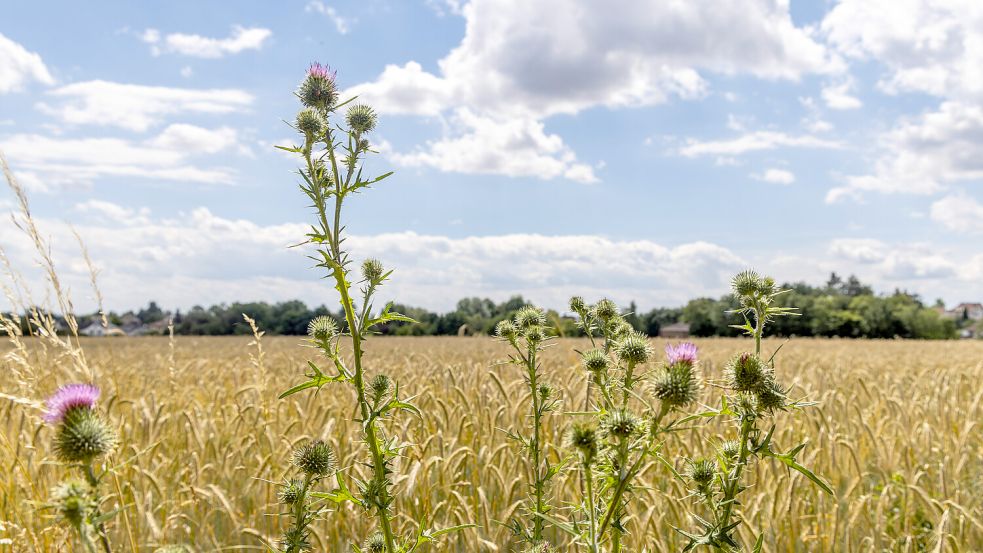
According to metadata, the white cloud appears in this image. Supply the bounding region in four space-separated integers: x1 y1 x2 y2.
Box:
821 79 862 109
140 26 272 58
389 109 597 183
678 131 842 157
931 193 983 233
305 2 351 34
827 101 983 202
0 32 54 93
828 238 888 264
37 80 253 131
828 238 956 280
753 168 796 185
823 0 983 99
346 62 455 117
0 127 242 189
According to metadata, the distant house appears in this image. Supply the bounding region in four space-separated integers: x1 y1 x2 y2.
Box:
658 322 691 338
948 303 983 321
80 321 125 337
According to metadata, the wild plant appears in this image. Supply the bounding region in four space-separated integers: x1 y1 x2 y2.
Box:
275 62 469 552
494 306 561 549
678 270 833 551
42 384 118 553
562 298 701 552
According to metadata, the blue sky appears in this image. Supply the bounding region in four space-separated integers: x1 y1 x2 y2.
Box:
1 0 981 313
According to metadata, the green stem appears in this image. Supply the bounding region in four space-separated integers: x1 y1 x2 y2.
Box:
81 464 111 553
585 463 597 553
286 474 314 553
527 344 545 542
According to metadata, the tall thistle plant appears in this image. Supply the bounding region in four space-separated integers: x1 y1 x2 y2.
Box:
679 270 833 551
562 299 701 552
275 63 469 553
494 307 561 550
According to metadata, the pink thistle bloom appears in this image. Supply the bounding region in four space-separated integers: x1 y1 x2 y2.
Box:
307 62 336 81
665 342 698 366
43 383 100 424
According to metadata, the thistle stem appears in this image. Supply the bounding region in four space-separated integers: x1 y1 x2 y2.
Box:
585 463 597 553
285 474 314 553
81 464 111 553
527 344 546 542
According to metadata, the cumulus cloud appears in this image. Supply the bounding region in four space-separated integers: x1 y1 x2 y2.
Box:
677 131 841 157
37 80 253 131
752 168 796 185
0 32 54 93
931 193 983 233
821 79 862 109
140 26 272 58
304 2 352 34
828 238 957 280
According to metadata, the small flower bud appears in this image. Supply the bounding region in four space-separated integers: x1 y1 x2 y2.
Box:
616 332 651 365
524 325 547 344
295 108 326 137
291 440 335 477
651 363 701 410
581 349 610 373
602 410 643 440
297 62 338 110
370 374 392 403
538 384 552 401
279 527 311 553
361 476 388 508
54 409 117 463
724 353 773 394
568 296 586 314
567 423 598 462
732 270 762 298
734 392 760 419
688 458 717 489
756 379 788 413
719 440 741 460
278 478 304 505
51 480 92 528
346 104 378 134
307 316 338 341
606 317 633 339
358 138 371 151
495 319 518 342
361 258 385 283
514 306 546 329
592 299 619 321
362 533 386 553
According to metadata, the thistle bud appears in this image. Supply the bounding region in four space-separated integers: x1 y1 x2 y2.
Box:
568 296 586 314
606 317 633 339
756 379 788 413
291 440 335 477
495 319 518 342
362 533 386 553
361 476 388 508
731 269 762 298
295 108 326 138
278 478 304 505
361 258 385 283
514 306 546 329
719 440 741 461
581 349 609 374
280 527 311 553
358 138 371 151
592 299 619 321
567 423 598 462
616 332 651 365
688 458 717 490
734 392 760 419
524 325 546 344
51 480 93 528
651 363 700 410
53 408 117 463
346 104 378 134
298 62 338 110
602 410 643 440
307 316 338 342
724 353 773 394
370 374 392 403
538 384 552 401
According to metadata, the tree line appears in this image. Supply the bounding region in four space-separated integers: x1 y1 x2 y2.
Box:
28 273 962 339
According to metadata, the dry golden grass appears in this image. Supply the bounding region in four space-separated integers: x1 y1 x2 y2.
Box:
3 335 983 552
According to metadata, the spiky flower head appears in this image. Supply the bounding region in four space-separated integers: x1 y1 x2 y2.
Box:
44 383 100 424
538 383 552 401
616 332 651 365
719 440 741 461
362 533 386 553
756 379 788 413
514 306 546 329
361 476 388 509
295 107 326 138
581 349 609 374
280 527 311 552
602 410 643 440
605 317 634 339
50 480 93 528
567 422 599 462
688 458 717 489
734 392 760 419
592 299 619 321
370 373 392 402
278 478 304 505
307 315 338 341
361 258 385 283
298 62 337 110
495 319 518 342
53 409 117 463
524 325 547 344
651 363 701 409
568 296 586 314
724 353 773 394
665 342 698 366
346 104 378 134
291 440 335 477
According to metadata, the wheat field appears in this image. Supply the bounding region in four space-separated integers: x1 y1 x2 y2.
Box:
2 335 983 552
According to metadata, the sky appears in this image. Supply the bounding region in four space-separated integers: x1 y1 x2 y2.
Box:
0 0 981 314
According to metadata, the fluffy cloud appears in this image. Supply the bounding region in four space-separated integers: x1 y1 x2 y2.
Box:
678 131 841 157
821 79 862 109
140 26 272 58
304 2 352 34
389 109 597 183
753 168 796 185
828 238 957 280
37 80 253 131
827 101 983 202
0 32 54 93
931 193 983 233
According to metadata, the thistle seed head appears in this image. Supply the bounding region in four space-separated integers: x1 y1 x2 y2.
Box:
346 104 378 134
567 422 599 461
514 306 546 329
732 269 777 299
592 299 619 321
494 319 518 342
44 383 100 424
51 480 92 528
291 440 335 477
298 63 337 110
616 332 652 365
602 410 643 440
53 409 117 463
361 258 385 283
307 316 338 341
724 353 773 394
295 108 326 138
362 533 386 553
581 349 610 374
651 363 701 410
277 478 304 505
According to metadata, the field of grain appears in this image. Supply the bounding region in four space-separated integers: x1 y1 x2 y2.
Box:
2 336 983 552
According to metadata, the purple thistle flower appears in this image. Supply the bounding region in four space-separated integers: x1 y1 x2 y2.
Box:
665 342 698 366
43 383 100 424
307 62 336 81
